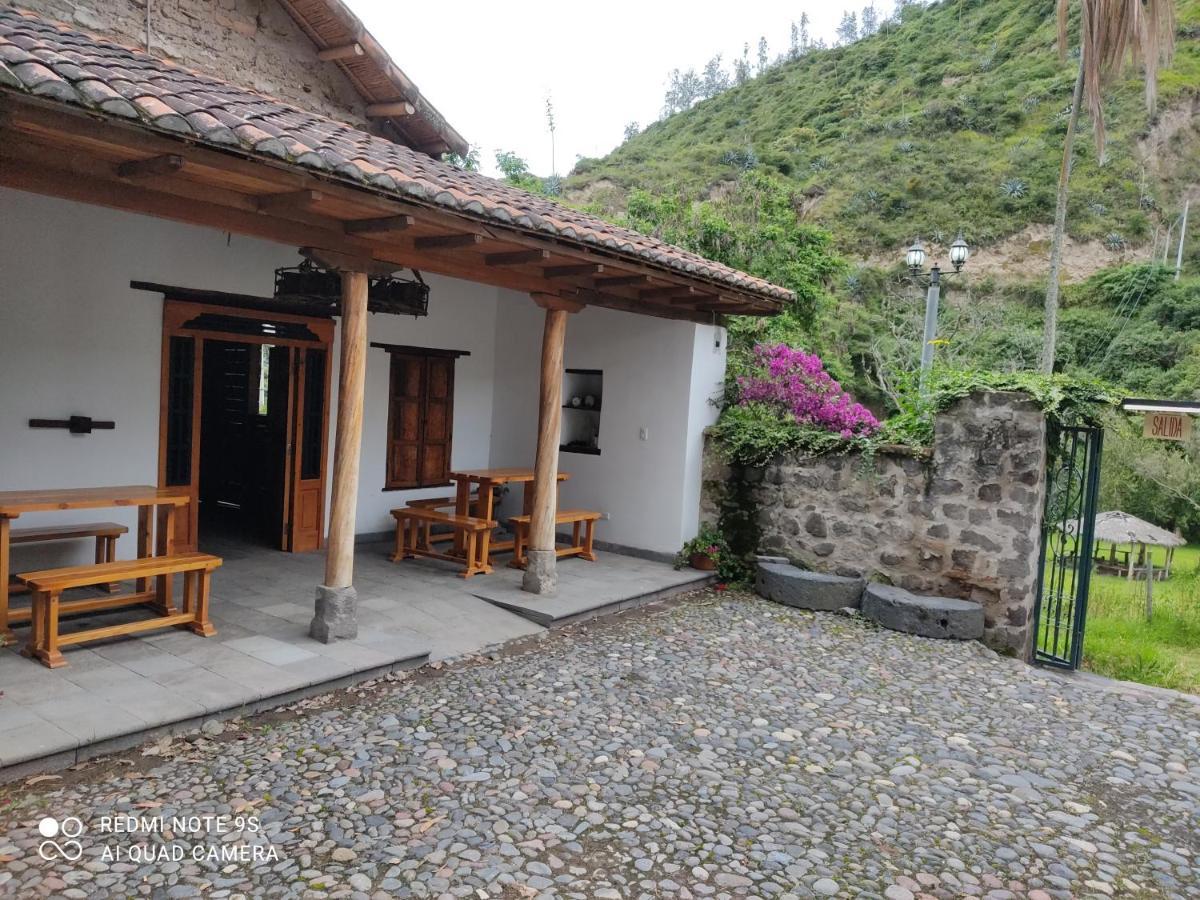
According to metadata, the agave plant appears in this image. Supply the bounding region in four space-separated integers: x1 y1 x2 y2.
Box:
896 140 915 154
1000 178 1028 198
1104 232 1127 251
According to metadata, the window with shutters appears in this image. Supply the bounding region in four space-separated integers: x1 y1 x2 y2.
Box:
384 350 458 490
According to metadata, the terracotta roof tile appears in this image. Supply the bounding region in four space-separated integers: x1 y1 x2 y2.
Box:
0 6 792 306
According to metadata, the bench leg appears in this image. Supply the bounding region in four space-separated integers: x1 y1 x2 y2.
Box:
0 517 13 644
96 535 120 593
22 589 44 660
389 518 404 562
460 530 478 578
509 522 527 570
187 569 216 637
31 589 66 669
580 520 597 562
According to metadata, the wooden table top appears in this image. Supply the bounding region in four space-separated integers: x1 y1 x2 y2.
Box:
0 485 191 517
449 468 571 484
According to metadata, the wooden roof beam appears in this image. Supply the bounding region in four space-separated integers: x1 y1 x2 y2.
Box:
640 285 693 300
344 214 414 234
544 264 604 279
257 188 323 214
595 274 649 289
413 232 483 251
116 154 184 180
300 246 401 277
366 101 416 118
485 249 551 267
317 43 364 61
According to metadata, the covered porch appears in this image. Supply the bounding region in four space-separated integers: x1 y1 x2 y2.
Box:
0 540 709 774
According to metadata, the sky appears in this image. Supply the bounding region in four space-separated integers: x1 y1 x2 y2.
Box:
352 1 865 177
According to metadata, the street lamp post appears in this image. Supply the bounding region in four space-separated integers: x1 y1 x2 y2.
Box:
906 232 970 389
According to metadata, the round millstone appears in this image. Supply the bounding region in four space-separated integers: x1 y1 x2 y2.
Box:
861 583 984 640
755 562 865 611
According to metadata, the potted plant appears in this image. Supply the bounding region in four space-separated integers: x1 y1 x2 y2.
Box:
676 523 729 572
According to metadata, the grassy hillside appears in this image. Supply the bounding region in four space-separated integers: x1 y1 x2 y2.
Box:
568 0 1200 256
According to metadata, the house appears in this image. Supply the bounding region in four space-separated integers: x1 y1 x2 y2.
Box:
0 0 789 654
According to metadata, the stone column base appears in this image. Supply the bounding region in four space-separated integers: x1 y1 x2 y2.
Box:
521 549 558 595
310 584 358 643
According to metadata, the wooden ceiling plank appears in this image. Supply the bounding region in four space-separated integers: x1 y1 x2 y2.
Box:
344 214 415 234
115 154 185 180
300 246 401 276
642 285 694 300
485 249 550 267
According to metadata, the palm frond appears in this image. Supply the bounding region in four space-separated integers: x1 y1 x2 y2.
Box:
1056 0 1176 160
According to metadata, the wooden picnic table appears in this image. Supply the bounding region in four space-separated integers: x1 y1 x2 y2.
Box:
448 468 570 563
0 485 190 640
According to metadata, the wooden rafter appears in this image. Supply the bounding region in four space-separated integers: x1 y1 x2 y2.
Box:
365 101 416 118
257 189 323 214
344 214 414 234
413 233 483 251
0 96 777 322
116 154 184 180
485 249 550 267
544 264 603 279
316 43 363 61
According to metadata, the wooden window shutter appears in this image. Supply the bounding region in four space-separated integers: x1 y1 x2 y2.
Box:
385 352 456 489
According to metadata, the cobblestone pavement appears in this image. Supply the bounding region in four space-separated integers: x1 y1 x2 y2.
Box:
2 590 1199 899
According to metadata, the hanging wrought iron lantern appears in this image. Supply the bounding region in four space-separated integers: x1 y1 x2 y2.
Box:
273 259 429 317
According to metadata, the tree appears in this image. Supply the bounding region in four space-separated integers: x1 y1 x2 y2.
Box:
663 67 702 115
757 37 769 75
544 95 557 177
700 54 730 99
798 12 811 53
789 22 801 61
861 3 879 36
837 11 859 45
444 145 480 171
1041 0 1176 374
734 42 751 84
623 121 641 142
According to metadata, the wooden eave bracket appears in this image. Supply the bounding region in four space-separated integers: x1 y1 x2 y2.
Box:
531 292 585 313
300 246 401 276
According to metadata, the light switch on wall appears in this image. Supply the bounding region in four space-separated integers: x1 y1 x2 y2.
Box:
639 427 649 441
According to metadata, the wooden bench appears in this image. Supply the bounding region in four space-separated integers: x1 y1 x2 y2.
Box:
390 507 496 578
403 494 483 544
18 552 221 669
10 521 129 596
510 510 601 568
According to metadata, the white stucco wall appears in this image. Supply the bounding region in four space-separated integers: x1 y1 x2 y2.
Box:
487 294 726 556
0 187 727 569
0 189 500 567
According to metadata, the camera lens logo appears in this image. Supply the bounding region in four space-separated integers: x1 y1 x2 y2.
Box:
37 816 84 862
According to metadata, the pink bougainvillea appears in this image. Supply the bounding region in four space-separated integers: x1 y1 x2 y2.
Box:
736 343 880 439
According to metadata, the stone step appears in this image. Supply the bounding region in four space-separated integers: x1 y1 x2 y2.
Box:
861 584 984 640
755 561 865 611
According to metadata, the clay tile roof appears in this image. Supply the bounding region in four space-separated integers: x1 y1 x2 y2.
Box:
0 7 793 307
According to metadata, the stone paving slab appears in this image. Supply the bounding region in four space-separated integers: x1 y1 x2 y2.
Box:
1 590 1197 898
466 553 712 625
0 542 695 776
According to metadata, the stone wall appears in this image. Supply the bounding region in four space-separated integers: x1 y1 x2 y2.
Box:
19 0 369 126
702 391 1048 656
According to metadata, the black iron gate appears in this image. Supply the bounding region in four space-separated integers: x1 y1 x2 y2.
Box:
1032 425 1103 669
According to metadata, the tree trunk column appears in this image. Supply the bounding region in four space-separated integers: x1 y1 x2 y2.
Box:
523 293 581 595
311 269 368 641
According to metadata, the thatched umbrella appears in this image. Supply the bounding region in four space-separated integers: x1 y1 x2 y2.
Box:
1087 511 1186 579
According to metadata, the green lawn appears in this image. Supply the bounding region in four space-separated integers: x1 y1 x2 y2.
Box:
1081 543 1200 694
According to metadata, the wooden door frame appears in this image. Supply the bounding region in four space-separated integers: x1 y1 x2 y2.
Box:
157 299 334 552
